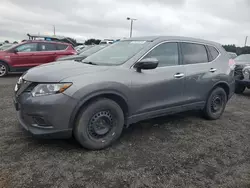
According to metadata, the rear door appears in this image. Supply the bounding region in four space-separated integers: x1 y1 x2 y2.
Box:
10 43 38 68
33 42 57 65
181 42 220 103
54 43 72 59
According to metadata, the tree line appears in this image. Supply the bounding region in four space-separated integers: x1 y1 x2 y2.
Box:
222 45 250 55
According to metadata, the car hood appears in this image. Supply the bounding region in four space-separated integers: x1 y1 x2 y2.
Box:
235 61 250 66
23 61 109 82
57 55 86 61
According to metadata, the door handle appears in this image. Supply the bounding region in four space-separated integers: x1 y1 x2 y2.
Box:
210 68 217 73
174 73 184 79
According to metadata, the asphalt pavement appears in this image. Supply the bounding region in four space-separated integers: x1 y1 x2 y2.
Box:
1 75 250 188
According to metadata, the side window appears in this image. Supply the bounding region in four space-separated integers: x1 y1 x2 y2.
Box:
181 43 208 64
39 43 57 51
56 44 68 50
143 42 179 67
15 43 37 52
207 45 219 61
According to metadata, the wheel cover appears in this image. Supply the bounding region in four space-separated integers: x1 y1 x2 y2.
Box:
0 64 6 76
211 94 224 113
88 110 114 139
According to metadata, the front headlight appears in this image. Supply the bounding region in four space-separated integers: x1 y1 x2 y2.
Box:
31 83 72 97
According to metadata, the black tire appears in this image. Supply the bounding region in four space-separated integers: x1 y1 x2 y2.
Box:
74 98 124 150
235 83 245 94
203 87 227 120
0 62 8 77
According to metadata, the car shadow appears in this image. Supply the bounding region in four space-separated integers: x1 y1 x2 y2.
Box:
19 110 202 151
120 110 203 144
6 73 22 77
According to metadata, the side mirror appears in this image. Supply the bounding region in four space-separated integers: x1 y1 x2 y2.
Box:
13 49 18 53
134 58 158 72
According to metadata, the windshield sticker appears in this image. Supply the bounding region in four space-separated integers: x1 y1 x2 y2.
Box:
130 41 146 44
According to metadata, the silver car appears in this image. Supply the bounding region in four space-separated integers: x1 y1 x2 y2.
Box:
14 36 235 150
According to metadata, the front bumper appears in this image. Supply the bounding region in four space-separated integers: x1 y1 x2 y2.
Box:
235 79 250 87
15 92 78 138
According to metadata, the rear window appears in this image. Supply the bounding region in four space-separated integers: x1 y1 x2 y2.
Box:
181 43 208 64
207 46 219 61
57 44 68 50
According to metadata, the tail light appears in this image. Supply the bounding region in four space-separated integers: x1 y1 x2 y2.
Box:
229 59 236 69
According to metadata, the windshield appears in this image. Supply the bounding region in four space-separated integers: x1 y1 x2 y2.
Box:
79 45 107 57
234 54 250 62
82 40 150 65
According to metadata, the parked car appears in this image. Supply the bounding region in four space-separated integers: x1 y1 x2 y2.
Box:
56 45 108 62
14 36 235 150
0 40 76 77
99 39 114 44
74 45 86 52
234 54 250 93
228 52 237 59
0 43 15 51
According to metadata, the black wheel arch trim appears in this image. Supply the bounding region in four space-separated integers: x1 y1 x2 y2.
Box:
0 60 10 69
69 90 130 129
208 81 231 100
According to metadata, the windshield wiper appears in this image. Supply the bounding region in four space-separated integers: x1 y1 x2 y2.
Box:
82 61 98 65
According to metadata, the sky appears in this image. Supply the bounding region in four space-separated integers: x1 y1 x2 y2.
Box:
0 0 249 46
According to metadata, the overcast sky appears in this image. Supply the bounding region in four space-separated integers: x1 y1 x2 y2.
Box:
0 0 249 46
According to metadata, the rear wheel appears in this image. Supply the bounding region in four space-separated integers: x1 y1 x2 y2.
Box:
235 83 245 94
74 98 124 150
203 87 227 120
0 62 8 77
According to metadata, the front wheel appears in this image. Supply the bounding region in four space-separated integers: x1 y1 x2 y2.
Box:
235 83 245 94
203 87 227 120
74 98 124 150
0 62 8 77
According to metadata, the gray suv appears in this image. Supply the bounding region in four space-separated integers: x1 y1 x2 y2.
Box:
14 36 235 150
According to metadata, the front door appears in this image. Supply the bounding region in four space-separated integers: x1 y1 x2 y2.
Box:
131 42 186 116
10 43 38 68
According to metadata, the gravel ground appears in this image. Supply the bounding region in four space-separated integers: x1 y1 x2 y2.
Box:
1 75 250 188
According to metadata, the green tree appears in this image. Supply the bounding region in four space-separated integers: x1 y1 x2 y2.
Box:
85 39 101 45
223 44 250 55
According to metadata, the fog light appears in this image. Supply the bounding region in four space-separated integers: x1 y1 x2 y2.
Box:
32 116 51 127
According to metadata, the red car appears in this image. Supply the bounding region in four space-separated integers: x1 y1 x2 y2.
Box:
0 40 76 77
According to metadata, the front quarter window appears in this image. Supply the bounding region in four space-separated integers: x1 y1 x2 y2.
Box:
15 43 38 52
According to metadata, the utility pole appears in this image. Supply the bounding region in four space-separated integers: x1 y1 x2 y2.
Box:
245 36 248 46
244 36 248 46
127 17 137 38
53 25 56 36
